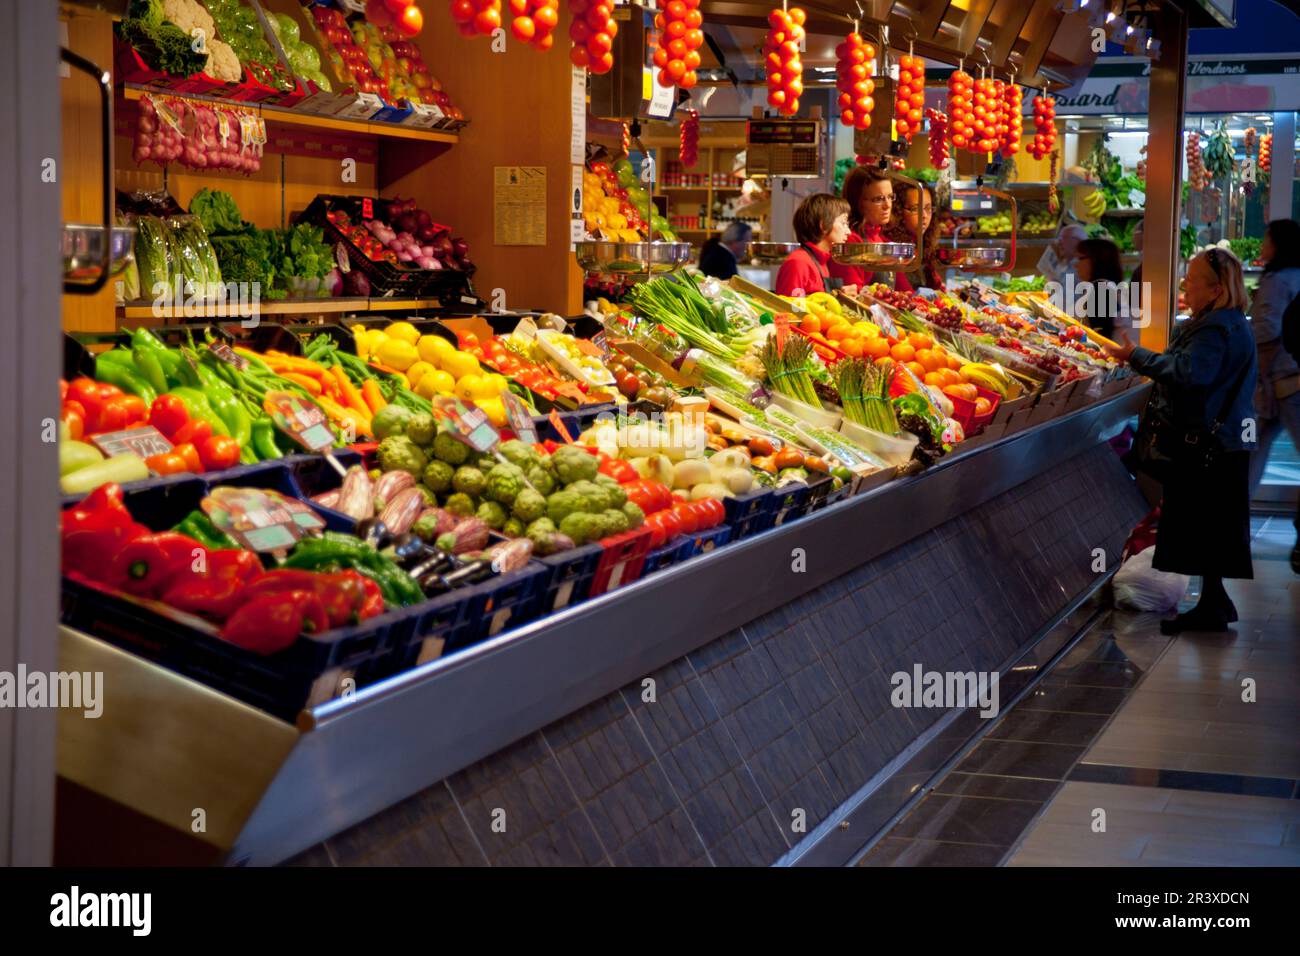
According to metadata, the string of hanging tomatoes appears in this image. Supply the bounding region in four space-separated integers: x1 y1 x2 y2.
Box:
567 0 618 74
448 0 500 37
679 109 699 166
653 0 705 90
1027 94 1057 160
894 53 925 140
835 31 875 130
369 0 425 37
1000 82 1022 158
763 7 806 117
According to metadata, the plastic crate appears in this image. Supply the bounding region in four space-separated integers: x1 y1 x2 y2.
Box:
286 450 368 532
536 403 620 443
589 526 653 597
723 487 775 541
805 475 849 513
687 524 732 557
641 534 693 575
535 542 603 614
767 480 814 529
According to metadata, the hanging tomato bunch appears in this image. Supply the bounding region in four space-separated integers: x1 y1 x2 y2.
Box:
449 0 501 37
834 32 875 130
505 0 560 49
1000 83 1022 158
893 54 925 140
947 69 973 151
1027 94 1056 160
568 0 618 74
969 75 999 153
925 108 948 169
680 109 700 167
1186 133 1206 190
763 7 805 117
1259 132 1272 173
371 0 425 36
653 0 704 90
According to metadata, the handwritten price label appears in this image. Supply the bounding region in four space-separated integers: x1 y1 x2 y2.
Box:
91 426 173 462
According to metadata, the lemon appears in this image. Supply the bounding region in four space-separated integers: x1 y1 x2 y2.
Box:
384 321 420 345
415 369 451 399
468 375 501 400
351 329 371 357
475 397 506 428
488 373 510 396
454 373 484 400
405 360 436 387
440 349 480 381
417 334 449 366
376 338 419 372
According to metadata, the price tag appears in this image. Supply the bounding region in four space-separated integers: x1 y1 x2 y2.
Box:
208 342 249 370
433 396 500 452
503 392 539 444
91 426 173 462
337 92 384 120
513 316 539 339
648 78 675 119
361 198 374 220
547 409 575 444
264 390 335 452
774 312 792 349
1128 188 1145 208
202 487 324 553
869 303 899 338
406 102 444 127
460 295 478 306
592 330 610 356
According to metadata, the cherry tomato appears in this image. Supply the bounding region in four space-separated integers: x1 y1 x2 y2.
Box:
197 435 241 472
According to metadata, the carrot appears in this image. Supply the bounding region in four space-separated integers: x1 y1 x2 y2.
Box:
317 395 372 440
262 351 329 375
280 372 323 395
361 378 387 415
332 365 370 417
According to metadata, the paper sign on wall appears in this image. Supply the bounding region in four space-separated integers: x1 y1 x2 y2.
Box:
494 166 547 246
570 66 587 165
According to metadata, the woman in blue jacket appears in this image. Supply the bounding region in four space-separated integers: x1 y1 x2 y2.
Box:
1104 248 1258 633
1246 219 1300 572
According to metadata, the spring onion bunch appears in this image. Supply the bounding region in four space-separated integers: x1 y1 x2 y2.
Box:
760 335 820 407
626 275 744 360
835 358 898 434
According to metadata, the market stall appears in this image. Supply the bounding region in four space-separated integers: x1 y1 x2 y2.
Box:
33 0 1226 867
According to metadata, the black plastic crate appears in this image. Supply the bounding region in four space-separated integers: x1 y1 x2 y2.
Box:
722 487 775 541
537 403 619 444
534 542 603 614
642 534 692 575
768 480 816 529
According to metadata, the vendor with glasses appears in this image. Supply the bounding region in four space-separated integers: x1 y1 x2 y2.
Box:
887 182 943 292
830 165 918 294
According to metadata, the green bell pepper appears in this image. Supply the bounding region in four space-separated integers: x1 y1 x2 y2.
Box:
95 355 157 404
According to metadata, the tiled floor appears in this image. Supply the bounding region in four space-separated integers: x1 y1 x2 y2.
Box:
857 515 1300 867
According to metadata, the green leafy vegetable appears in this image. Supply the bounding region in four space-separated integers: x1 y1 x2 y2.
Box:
190 188 246 236
278 223 334 281
116 1 208 78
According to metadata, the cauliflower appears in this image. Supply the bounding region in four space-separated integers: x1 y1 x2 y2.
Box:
552 445 599 485
498 439 539 470
546 489 583 525
560 511 604 546
371 405 413 440
485 463 523 505
443 492 476 517
512 488 547 523
602 508 630 536
502 517 525 538
164 0 214 39
433 430 470 465
206 38 241 82
596 473 627 508
525 464 555 496
622 501 645 529
423 460 454 494
476 500 508 530
405 413 437 447
377 435 427 475
451 466 486 497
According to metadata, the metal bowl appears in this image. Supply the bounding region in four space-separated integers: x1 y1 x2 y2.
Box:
832 241 915 268
575 241 692 276
936 246 1007 270
748 241 799 262
63 224 135 285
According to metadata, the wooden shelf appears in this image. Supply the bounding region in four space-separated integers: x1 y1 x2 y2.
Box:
120 84 460 145
116 296 444 319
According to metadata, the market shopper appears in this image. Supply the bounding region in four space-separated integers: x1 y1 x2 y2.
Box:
1129 219 1144 285
774 194 856 297
1245 218 1300 570
699 221 754 280
887 182 944 292
1074 238 1125 339
832 165 915 292
1038 223 1087 289
1102 248 1258 633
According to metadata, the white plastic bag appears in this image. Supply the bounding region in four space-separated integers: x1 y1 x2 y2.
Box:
1112 545 1189 612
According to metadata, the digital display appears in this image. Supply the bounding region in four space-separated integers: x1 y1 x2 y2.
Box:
747 121 818 146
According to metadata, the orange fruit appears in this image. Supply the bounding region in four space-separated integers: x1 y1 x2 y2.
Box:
874 355 895 368
840 338 864 358
947 353 963 371
825 324 849 342
908 332 934 350
974 397 992 416
799 313 821 334
925 372 945 387
890 342 916 363
864 337 891 359
906 361 927 379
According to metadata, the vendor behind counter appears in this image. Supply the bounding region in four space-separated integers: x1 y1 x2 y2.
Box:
774 193 856 298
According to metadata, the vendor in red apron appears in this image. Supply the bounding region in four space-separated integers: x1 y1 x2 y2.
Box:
831 164 915 293
774 193 859 298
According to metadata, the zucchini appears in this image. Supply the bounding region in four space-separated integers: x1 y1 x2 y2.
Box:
60 454 149 495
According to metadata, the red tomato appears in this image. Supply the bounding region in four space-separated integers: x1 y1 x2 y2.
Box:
144 451 190 476
117 394 147 424
171 418 212 448
672 501 699 534
697 497 725 528
198 435 241 472
173 442 203 474
66 377 104 410
644 513 669 549
600 458 637 483
397 5 424 37
62 401 85 441
149 394 190 438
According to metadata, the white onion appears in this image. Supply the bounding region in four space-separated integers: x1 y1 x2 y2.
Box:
398 252 414 262
415 255 440 269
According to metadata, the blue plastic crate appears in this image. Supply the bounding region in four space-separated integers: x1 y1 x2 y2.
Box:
723 487 775 541
642 534 692 575
536 403 619 443
688 525 732 557
534 541 603 614
286 450 368 532
767 480 813 529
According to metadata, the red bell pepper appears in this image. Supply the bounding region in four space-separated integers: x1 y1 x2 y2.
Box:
599 458 637 483
60 484 150 583
359 575 385 620
161 549 263 622
109 531 205 597
240 568 373 629
221 590 328 655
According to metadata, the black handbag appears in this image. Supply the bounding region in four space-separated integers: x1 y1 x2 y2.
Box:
1132 351 1252 480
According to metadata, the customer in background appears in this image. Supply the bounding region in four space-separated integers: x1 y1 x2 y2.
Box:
1102 248 1258 633
1245 218 1300 572
832 166 911 292
887 182 944 292
1074 237 1125 340
1038 223 1087 289
698 221 753 281
774 193 856 297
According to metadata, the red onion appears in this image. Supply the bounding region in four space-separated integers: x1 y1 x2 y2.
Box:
325 268 343 297
451 237 469 258
415 256 440 269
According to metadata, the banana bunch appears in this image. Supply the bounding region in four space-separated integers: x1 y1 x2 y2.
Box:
1082 187 1108 218
961 362 1024 400
805 291 842 316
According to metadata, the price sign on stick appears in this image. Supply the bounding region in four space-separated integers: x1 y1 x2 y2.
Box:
502 392 539 444
208 342 249 370
264 390 347 477
433 397 500 452
91 426 173 462
202 487 324 554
